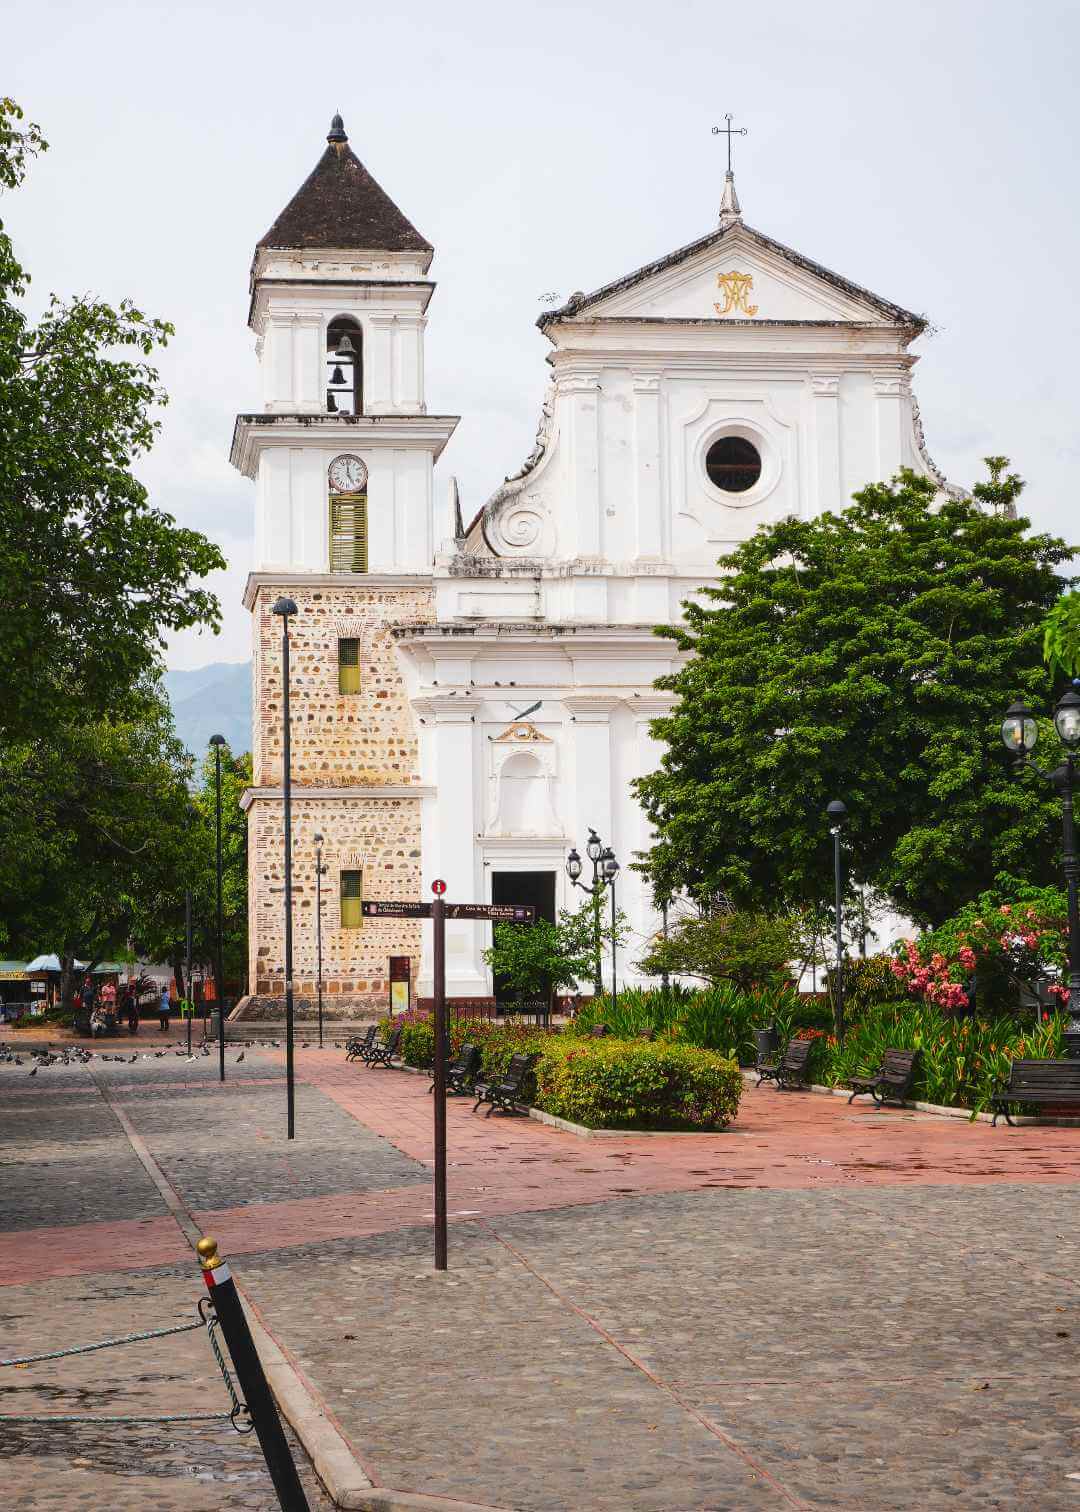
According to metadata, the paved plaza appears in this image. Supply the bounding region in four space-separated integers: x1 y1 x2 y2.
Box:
2 1034 1080 1509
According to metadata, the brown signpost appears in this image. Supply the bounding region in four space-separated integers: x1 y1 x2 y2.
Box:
362 884 535 1269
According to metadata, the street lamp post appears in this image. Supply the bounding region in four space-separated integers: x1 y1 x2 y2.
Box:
600 847 620 1014
314 831 325 1050
273 596 299 1138
1001 686 1080 1044
826 800 848 1045
209 734 228 1084
566 828 607 996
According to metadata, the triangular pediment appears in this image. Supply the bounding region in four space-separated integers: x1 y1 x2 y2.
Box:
540 222 922 331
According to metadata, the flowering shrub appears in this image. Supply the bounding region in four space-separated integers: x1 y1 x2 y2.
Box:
890 885 1069 1014
536 1038 743 1131
821 1002 1067 1114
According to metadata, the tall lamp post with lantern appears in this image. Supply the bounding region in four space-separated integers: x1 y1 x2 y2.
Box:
566 829 607 997
1001 686 1080 1044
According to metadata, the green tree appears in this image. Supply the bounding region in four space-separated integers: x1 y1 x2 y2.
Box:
1043 590 1080 682
0 688 199 1003
484 896 628 1004
638 908 800 990
0 98 224 741
635 463 1073 927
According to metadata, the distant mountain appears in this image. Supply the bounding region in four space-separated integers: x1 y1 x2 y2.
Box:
163 661 251 759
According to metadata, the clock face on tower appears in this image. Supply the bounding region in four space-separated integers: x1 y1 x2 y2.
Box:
328 455 367 493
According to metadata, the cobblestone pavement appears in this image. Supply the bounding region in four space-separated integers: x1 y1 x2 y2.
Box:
3 1044 1080 1507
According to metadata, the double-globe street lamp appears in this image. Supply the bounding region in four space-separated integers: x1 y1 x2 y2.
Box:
1001 685 1080 1039
566 830 620 1009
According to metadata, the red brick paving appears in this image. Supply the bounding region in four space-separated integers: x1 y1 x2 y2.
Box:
5 1050 1078 1287
0 1213 190 1284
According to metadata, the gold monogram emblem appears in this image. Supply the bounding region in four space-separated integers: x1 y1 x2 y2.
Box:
714 271 759 317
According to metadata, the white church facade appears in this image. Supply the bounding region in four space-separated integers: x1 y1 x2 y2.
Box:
237 115 945 1011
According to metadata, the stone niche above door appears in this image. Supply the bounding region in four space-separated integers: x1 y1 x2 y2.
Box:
485 722 562 838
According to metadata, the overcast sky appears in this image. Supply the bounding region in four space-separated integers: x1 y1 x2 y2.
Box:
9 0 1079 669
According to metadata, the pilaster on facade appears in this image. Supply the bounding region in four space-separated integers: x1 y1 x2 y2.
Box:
872 367 911 481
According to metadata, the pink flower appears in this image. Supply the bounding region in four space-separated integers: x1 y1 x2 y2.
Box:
1000 905 1011 915
1024 934 1038 950
958 946 977 970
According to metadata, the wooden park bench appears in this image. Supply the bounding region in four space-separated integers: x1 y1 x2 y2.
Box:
345 1026 377 1061
754 1026 781 1087
756 1036 814 1091
756 1035 813 1090
429 1043 482 1096
366 1025 403 1069
991 1059 1080 1126
472 1052 539 1117
847 1048 920 1107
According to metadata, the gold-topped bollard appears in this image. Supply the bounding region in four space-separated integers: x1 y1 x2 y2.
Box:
196 1235 222 1269
196 1235 309 1512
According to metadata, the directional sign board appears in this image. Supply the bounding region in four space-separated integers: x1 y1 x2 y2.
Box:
447 903 535 922
360 900 535 922
361 901 432 919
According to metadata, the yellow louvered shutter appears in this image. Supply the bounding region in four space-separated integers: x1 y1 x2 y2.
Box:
338 638 361 694
341 870 363 929
330 492 368 572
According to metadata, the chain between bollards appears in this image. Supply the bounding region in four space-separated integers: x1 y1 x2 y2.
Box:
197 1235 309 1511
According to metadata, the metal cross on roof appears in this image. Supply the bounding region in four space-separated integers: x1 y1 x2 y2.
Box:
712 113 747 174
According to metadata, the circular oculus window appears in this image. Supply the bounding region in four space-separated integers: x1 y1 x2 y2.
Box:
705 435 762 494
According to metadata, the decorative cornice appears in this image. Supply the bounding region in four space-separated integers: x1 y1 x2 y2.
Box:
241 784 432 811
230 413 459 478
243 572 433 610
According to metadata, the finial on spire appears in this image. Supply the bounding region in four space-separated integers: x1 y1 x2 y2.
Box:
327 112 347 145
712 114 747 226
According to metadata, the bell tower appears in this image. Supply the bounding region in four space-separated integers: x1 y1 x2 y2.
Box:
234 115 458 1015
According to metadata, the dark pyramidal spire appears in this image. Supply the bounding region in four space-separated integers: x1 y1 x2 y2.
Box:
257 114 432 255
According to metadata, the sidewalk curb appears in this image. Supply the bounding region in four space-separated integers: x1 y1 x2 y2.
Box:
242 1296 517 1511
740 1069 1080 1126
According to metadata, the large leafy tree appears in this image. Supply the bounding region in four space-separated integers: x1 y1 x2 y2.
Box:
126 743 251 996
0 98 224 741
0 689 197 997
636 463 1074 927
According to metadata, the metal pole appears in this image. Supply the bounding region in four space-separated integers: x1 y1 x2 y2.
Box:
610 880 618 1015
1060 757 1080 1037
593 884 602 996
196 1237 310 1512
185 889 193 1059
315 842 323 1050
833 829 845 1045
214 741 226 1084
432 895 448 1270
282 617 296 1140
660 899 670 996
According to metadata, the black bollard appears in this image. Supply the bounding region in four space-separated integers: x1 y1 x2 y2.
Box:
196 1236 309 1511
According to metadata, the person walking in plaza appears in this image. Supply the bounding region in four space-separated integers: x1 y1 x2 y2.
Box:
100 977 117 1032
124 980 139 1035
158 983 172 1033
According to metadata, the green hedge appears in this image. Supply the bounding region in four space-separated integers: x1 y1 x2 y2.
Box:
379 1014 742 1131
536 1038 741 1131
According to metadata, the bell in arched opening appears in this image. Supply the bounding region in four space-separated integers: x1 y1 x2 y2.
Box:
326 320 362 415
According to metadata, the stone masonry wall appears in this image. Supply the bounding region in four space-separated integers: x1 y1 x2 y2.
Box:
247 582 433 1010
252 581 432 788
